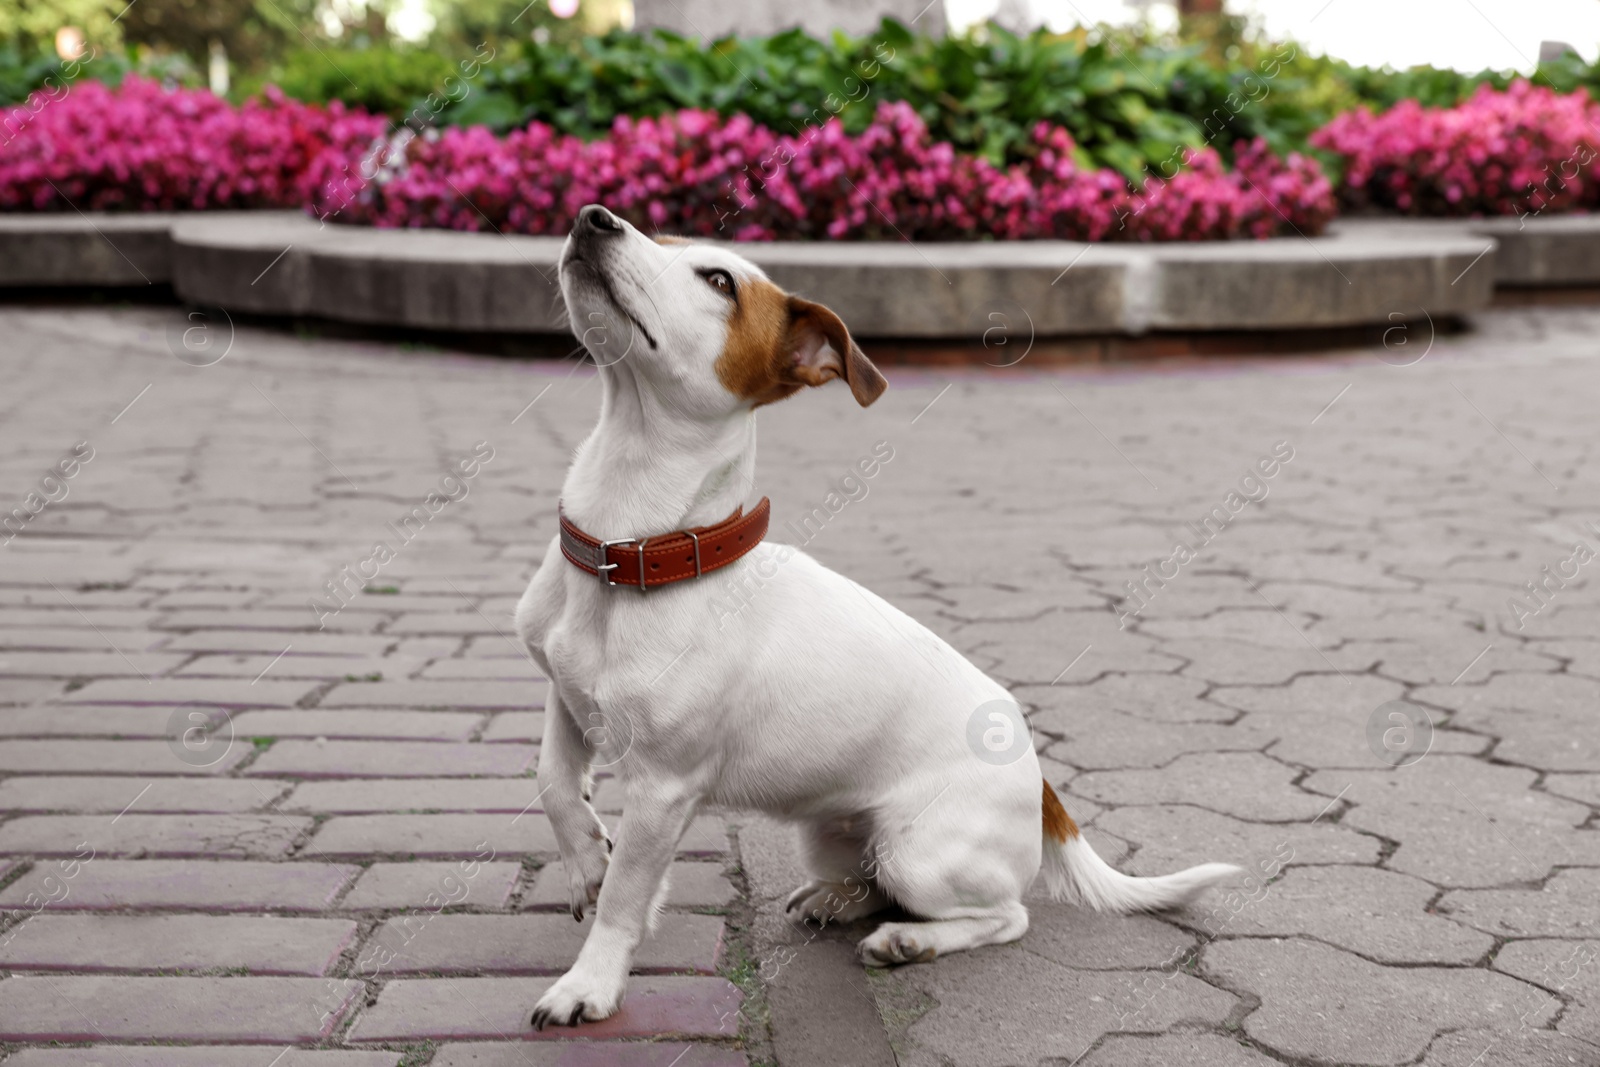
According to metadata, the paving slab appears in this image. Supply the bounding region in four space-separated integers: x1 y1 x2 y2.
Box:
244 740 537 777
347 975 742 1041
0 860 359 912
524 861 734 910
428 1045 746 1067
0 975 363 1041
0 815 311 858
0 914 357 974
1203 938 1556 1066
1 1050 401 1067
281 777 554 813
361 912 725 975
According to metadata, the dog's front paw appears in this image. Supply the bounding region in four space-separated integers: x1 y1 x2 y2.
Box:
529 966 625 1030
565 826 612 922
858 923 937 967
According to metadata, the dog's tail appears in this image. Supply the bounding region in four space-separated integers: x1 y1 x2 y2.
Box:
1040 781 1239 913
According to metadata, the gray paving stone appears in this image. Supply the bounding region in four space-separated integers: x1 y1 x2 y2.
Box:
361 912 725 975
0 705 229 738
524 861 734 911
1 1049 402 1067
1491 939 1600 1045
1077 1033 1283 1067
0 914 357 974
1204 938 1556 1065
0 651 188 678
428 1044 746 1067
0 975 362 1041
161 631 397 656
1420 1027 1600 1067
481 710 548 742
1031 705 1276 771
0 814 311 858
1035 673 1233 724
0 738 249 775
319 680 539 708
281 778 551 813
1070 752 1328 821
347 975 742 1040
1415 674 1600 772
1303 759 1600 887
310 814 557 857
1439 870 1600 938
420 657 546 681
884 942 1236 1067
57 677 316 707
1223 865 1495 964
341 861 522 909
230 709 484 740
1543 773 1600 808
0 860 358 912
245 740 536 778
175 653 429 680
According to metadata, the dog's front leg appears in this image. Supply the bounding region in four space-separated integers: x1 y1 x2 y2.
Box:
530 780 699 1029
538 686 612 921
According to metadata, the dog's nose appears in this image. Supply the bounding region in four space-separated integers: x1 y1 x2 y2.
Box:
578 204 622 236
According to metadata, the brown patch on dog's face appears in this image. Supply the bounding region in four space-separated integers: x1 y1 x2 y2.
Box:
1042 781 1080 843
714 280 887 409
713 277 801 408
654 235 691 246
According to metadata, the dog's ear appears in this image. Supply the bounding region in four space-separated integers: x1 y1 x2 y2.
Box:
783 297 887 407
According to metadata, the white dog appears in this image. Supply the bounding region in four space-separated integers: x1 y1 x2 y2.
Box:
514 205 1239 1029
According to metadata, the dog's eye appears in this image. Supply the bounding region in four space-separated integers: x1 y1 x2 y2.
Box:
703 270 736 299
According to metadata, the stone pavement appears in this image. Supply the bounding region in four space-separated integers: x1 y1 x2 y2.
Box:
0 301 1597 1067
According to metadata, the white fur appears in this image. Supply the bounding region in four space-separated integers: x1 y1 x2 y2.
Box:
515 207 1238 1028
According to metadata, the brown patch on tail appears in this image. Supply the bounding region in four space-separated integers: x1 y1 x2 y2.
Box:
1042 781 1079 843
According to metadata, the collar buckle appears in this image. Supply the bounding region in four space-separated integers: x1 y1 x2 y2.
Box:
594 537 637 588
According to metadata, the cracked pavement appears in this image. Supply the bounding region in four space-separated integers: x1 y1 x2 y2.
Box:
0 302 1598 1066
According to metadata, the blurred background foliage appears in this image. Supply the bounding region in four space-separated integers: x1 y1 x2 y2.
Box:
4 0 1598 181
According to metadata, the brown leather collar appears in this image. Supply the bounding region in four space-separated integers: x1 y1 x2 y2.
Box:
558 499 771 590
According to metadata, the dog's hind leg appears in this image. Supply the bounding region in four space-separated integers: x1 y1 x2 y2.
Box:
856 773 1037 966
784 821 891 926
537 686 613 922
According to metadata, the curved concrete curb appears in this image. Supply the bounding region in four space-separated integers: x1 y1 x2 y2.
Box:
10 208 1589 337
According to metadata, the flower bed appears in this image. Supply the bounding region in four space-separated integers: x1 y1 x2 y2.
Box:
10 74 1600 237
311 101 1333 241
0 78 385 212
1312 81 1600 216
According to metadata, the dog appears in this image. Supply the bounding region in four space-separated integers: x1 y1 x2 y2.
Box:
514 204 1240 1029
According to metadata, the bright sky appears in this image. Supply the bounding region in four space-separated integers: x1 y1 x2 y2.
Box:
947 0 1600 71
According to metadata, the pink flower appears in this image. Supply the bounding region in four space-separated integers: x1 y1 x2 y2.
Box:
1311 81 1600 217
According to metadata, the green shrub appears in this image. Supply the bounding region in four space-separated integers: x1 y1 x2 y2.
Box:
237 45 459 117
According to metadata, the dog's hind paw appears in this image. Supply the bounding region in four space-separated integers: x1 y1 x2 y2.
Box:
529 968 623 1030
858 923 937 967
785 879 889 926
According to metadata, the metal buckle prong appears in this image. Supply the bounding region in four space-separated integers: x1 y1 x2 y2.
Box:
636 537 649 594
685 530 702 578
594 537 637 588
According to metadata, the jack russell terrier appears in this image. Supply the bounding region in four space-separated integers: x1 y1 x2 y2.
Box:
514 204 1240 1029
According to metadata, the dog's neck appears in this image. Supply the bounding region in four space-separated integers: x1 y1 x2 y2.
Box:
559 360 756 540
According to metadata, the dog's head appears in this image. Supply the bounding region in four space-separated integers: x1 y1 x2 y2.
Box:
558 204 887 413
